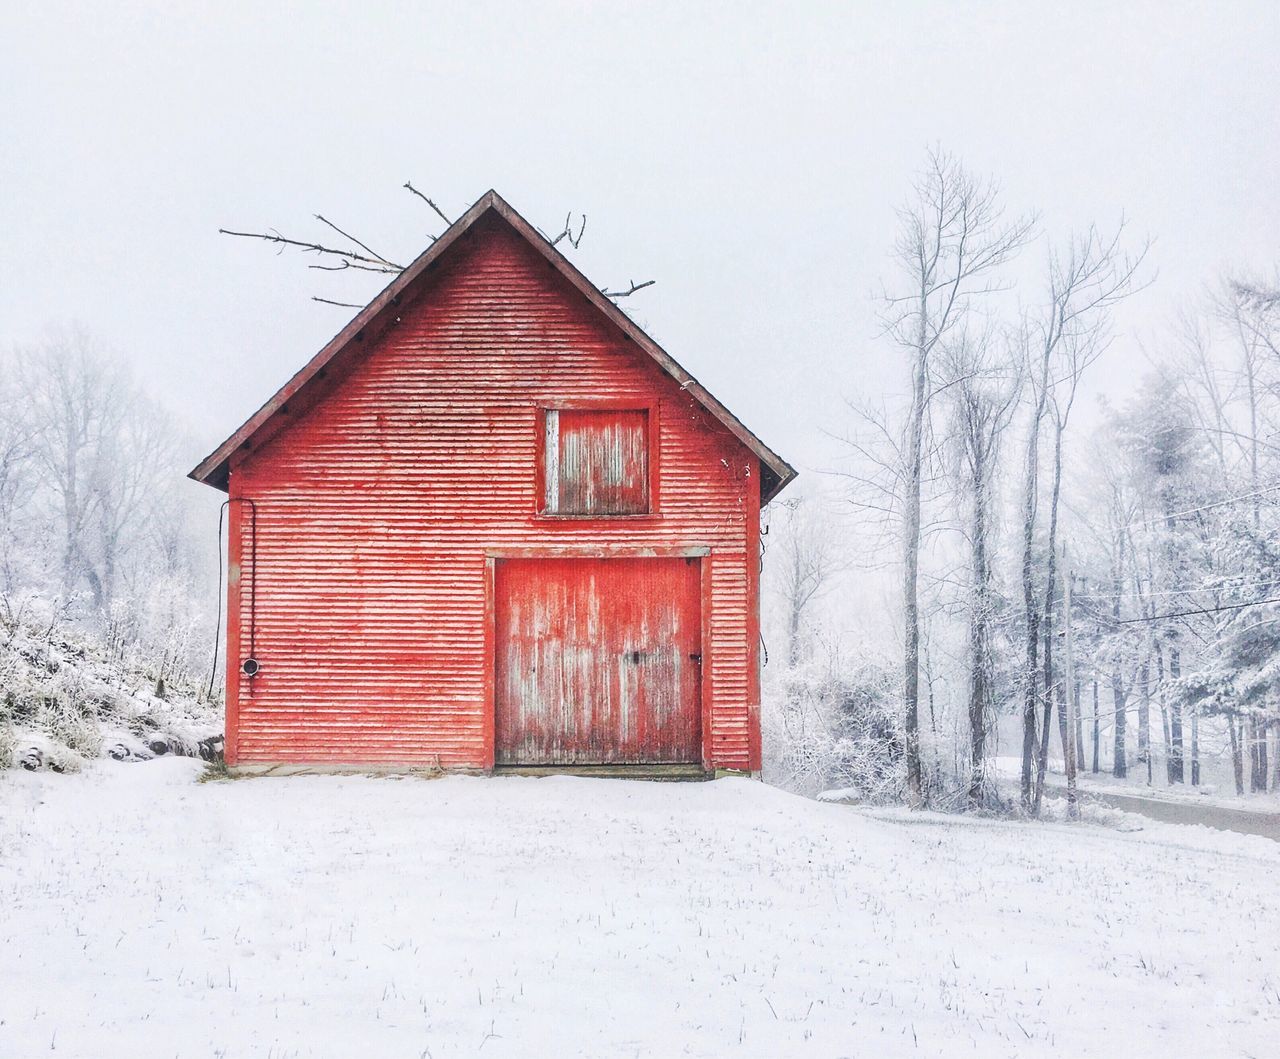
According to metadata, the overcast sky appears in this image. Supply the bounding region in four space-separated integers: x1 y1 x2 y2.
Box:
4 1 1278 484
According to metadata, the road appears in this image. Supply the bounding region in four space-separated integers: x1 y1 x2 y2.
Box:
1057 782 1280 841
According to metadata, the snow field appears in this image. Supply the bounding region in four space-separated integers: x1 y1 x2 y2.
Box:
0 762 1276 1057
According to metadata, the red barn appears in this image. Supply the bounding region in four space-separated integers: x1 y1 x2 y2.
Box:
190 191 796 776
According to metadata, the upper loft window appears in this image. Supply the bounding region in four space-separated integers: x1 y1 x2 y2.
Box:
543 408 651 516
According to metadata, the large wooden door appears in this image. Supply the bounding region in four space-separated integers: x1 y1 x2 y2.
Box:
494 557 702 765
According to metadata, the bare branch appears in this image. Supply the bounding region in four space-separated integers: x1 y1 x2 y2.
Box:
228 187 651 311
307 258 400 274
402 182 453 227
1229 277 1280 311
603 279 655 299
544 212 587 249
219 227 401 273
313 214 400 269
311 296 364 309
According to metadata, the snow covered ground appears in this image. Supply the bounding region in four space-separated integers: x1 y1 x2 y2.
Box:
1 764 1277 1058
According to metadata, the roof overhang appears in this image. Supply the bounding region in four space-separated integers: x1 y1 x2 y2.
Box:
189 190 797 501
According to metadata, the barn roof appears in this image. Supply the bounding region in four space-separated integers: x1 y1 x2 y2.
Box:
189 190 797 501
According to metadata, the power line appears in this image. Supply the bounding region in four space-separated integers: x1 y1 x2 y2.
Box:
1111 595 1280 626
1075 577 1280 603
1120 483 1280 530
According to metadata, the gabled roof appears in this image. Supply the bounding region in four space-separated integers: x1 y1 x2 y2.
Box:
189 190 797 501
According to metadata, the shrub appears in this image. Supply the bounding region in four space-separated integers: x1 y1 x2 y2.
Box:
764 655 902 800
0 722 15 769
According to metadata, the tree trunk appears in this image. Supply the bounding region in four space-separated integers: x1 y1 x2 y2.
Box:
925 640 942 792
1154 641 1173 785
901 324 928 809
1109 539 1127 779
1190 708 1200 786
1021 634 1040 811
1138 658 1152 785
1229 716 1245 796
1091 679 1100 774
1169 646 1184 783
1019 562 1040 811
1112 677 1128 779
967 625 988 807
1259 718 1269 790
1035 586 1054 812
1019 390 1046 813
1250 714 1269 793
966 464 992 808
1073 680 1085 772
59 425 81 597
1035 684 1054 813
1248 715 1260 792
1033 430 1066 816
1273 719 1280 792
1057 546 1079 820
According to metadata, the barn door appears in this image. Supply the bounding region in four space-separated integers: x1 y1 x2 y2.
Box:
494 557 702 765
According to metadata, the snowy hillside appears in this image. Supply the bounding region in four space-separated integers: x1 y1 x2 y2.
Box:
0 619 221 774
2 763 1276 1058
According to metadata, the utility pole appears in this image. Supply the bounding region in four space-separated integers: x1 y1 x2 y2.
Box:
1062 541 1080 820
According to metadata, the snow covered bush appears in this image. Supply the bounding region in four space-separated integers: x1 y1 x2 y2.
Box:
763 649 902 800
0 604 221 773
42 692 105 759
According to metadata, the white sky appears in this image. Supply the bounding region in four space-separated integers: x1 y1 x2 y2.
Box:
4 1 1278 483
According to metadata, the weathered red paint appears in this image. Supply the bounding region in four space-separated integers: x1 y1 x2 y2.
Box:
193 191 795 772
494 556 702 764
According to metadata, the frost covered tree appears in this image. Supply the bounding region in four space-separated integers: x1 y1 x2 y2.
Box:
0 331 216 692
14 332 183 615
1119 369 1211 783
1173 524 1280 794
0 367 36 603
1068 270 1280 798
878 149 1032 807
1016 224 1145 813
15 330 122 603
770 495 844 668
942 329 1020 806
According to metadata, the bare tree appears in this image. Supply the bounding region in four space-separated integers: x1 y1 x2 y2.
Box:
943 328 1020 807
881 148 1033 807
770 495 845 668
1034 322 1110 811
0 357 37 602
86 396 178 611
14 332 177 614
17 330 130 603
1017 223 1147 812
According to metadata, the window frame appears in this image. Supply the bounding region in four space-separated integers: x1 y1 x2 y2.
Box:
535 400 660 519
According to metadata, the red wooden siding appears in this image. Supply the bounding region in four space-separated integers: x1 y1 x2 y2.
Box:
494 557 701 764
225 213 762 770
546 408 650 515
